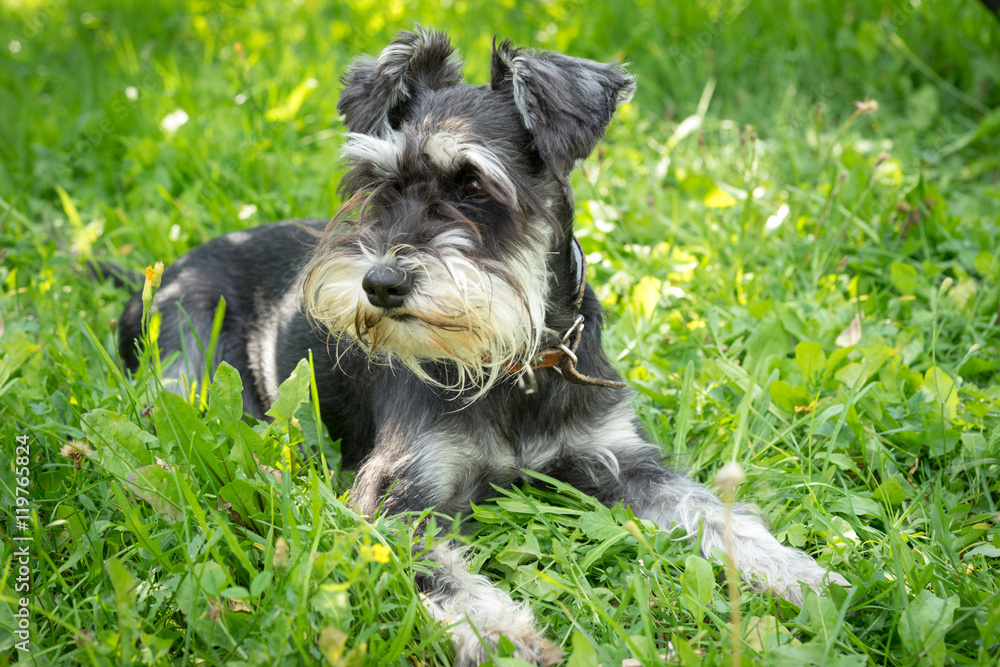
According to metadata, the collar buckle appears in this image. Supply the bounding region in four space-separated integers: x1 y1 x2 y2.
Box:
511 237 627 393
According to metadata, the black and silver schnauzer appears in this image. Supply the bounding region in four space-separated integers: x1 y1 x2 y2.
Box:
119 27 847 666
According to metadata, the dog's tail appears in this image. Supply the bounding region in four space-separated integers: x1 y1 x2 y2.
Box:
87 260 143 289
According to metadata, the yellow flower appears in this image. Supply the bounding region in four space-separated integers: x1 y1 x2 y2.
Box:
141 262 164 305
360 543 391 564
141 266 155 304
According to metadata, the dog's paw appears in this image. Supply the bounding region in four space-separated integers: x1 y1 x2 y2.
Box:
751 546 850 605
778 568 850 606
420 544 562 665
422 583 562 666
451 623 562 667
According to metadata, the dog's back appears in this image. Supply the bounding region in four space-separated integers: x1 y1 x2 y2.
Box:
118 220 324 419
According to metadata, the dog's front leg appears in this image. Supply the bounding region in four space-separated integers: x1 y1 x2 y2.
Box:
418 542 562 667
553 415 848 603
349 426 561 666
626 468 850 604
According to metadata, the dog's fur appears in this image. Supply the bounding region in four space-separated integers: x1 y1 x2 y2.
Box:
119 28 847 666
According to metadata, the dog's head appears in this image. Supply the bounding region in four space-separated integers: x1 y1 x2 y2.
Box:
303 27 634 394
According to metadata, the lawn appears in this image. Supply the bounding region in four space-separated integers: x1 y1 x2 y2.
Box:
2 0 999 665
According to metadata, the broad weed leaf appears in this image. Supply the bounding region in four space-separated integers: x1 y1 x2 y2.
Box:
680 554 714 621
899 590 959 667
922 366 958 421
795 340 827 389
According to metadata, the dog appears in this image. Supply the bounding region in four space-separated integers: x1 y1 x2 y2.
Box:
118 27 848 666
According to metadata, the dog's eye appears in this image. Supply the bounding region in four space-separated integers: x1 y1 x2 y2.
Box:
463 178 490 202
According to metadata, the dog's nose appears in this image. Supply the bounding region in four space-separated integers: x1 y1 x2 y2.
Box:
362 265 413 310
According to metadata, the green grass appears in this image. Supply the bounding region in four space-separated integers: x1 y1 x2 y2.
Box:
2 0 1000 665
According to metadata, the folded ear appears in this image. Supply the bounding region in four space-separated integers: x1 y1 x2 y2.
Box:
490 40 636 180
338 26 464 135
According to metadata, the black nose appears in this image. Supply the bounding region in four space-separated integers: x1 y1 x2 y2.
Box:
362 265 413 310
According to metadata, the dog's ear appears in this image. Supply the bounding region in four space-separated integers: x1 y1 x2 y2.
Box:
490 40 636 179
338 26 464 135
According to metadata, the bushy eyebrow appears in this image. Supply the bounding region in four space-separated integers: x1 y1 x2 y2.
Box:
340 131 406 177
425 133 518 206
339 129 518 207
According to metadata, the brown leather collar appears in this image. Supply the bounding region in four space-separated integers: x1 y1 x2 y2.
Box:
513 237 627 394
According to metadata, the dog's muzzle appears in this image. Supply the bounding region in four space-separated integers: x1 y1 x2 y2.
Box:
362 265 414 310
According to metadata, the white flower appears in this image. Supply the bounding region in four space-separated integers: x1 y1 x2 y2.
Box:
160 109 189 134
765 203 790 233
238 204 258 220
